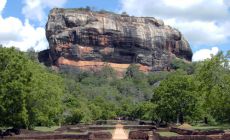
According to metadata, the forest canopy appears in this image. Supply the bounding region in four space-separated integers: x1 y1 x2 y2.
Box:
0 46 230 129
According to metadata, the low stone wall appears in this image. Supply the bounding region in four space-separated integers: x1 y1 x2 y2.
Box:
55 125 87 132
88 125 116 130
222 133 230 140
4 131 112 140
89 131 112 140
95 120 118 125
121 120 139 125
160 135 220 140
4 134 89 139
170 127 224 135
156 132 230 140
156 128 170 132
124 125 156 130
128 130 149 140
68 127 88 133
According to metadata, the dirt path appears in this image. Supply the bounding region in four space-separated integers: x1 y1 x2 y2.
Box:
112 123 128 140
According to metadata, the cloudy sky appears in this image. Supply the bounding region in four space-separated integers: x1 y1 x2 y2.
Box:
0 0 229 61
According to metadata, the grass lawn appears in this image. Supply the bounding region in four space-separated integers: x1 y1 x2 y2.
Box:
91 129 115 134
63 129 114 135
34 126 60 132
157 131 180 137
62 131 87 134
191 124 230 131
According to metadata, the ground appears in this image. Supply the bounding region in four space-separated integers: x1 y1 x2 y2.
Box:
157 131 180 137
34 126 60 132
112 123 128 140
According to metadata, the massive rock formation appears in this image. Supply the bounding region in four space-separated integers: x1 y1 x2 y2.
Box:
43 8 192 73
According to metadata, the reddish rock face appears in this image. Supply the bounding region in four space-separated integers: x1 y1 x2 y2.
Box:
44 8 193 73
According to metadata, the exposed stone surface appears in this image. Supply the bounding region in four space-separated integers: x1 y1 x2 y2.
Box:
88 131 112 139
44 8 193 72
128 130 149 139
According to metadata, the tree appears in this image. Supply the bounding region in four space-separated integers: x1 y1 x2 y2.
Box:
0 47 31 128
26 62 64 128
97 64 116 79
147 71 170 86
65 109 83 124
0 47 64 129
170 58 195 74
26 47 38 61
226 50 230 59
91 96 117 120
121 11 129 16
88 104 102 121
85 6 91 11
195 52 230 123
132 102 157 121
125 64 141 79
152 71 199 124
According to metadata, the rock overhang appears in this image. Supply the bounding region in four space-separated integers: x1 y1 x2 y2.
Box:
42 8 193 73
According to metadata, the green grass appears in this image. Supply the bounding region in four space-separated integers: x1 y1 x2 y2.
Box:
191 124 230 131
62 131 87 135
63 129 114 135
157 132 180 137
90 129 114 133
34 126 60 132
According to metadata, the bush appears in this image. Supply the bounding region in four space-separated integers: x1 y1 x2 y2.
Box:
65 109 83 125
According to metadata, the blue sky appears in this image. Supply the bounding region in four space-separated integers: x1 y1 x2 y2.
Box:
0 0 229 61
1 0 121 26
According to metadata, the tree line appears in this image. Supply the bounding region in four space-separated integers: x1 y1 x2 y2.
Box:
0 45 229 129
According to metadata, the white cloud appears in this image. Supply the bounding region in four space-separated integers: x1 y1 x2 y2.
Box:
162 0 203 9
192 47 219 61
0 17 48 51
164 19 229 45
0 0 48 51
120 0 230 46
121 0 229 21
22 0 67 23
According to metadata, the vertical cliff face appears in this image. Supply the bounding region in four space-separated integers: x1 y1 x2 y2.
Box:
44 8 192 73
